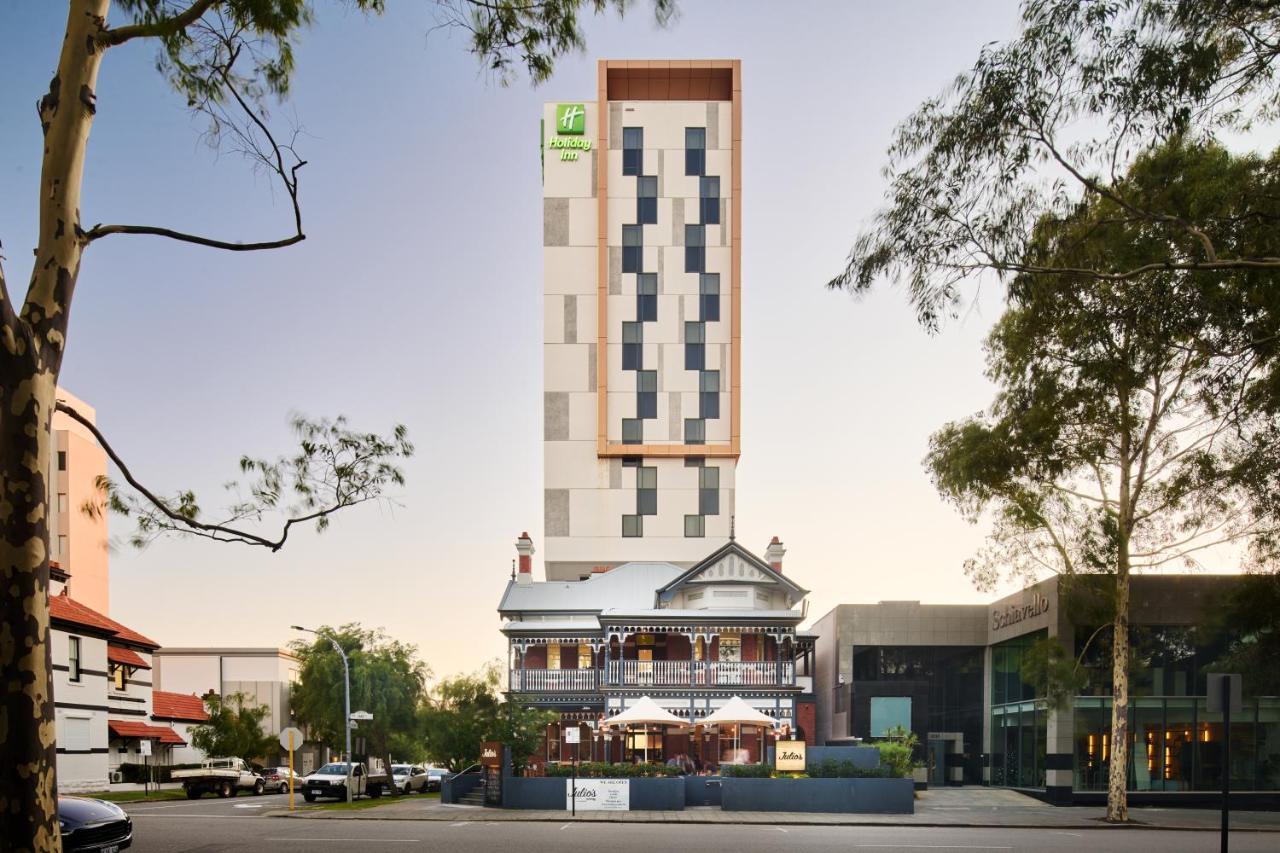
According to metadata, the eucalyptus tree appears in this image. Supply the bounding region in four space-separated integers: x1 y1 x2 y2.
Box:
831 0 1280 327
926 139 1280 822
189 692 278 766
1 2 672 849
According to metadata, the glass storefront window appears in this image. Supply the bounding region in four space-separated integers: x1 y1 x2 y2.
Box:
1163 698 1195 792
1259 700 1280 790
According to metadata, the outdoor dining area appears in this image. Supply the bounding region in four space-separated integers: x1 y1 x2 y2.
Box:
548 695 786 773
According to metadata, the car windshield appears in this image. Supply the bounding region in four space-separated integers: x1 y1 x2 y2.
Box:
391 765 412 774
315 763 350 775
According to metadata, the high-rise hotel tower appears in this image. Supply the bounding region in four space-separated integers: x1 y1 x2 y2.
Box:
542 61 741 581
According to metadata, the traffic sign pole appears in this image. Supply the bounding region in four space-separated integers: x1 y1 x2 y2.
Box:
289 730 296 811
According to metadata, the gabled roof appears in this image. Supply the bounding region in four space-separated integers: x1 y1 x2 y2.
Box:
50 591 160 650
107 645 151 670
655 541 807 603
152 691 209 723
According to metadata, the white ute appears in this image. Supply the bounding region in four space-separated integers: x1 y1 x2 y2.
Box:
172 757 264 799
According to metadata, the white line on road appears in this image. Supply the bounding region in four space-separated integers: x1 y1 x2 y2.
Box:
854 847 1013 850
449 821 471 827
770 827 788 833
560 823 572 830
264 839 420 844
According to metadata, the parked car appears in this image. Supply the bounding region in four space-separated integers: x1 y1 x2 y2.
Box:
391 764 428 794
301 762 390 802
172 757 265 798
257 766 305 794
424 766 452 792
59 796 132 852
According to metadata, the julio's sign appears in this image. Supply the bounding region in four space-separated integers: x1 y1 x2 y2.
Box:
991 592 1050 632
480 741 502 768
567 778 629 811
775 740 806 772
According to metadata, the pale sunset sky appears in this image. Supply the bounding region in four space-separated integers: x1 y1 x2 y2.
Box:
0 1 1028 681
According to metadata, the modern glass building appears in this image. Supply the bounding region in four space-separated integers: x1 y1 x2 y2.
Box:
813 575 1280 804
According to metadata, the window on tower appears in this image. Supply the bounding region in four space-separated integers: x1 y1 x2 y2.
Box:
700 370 720 420
685 127 706 176
685 418 706 445
685 514 705 537
637 175 658 225
700 273 720 322
622 514 643 537
622 418 643 445
637 466 657 516
623 127 644 176
699 465 720 515
684 224 705 273
622 225 644 274
700 176 720 224
684 321 705 370
622 321 643 370
637 273 657 322
637 370 658 419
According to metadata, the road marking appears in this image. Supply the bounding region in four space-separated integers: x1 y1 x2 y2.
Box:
264 839 420 844
855 847 1013 850
770 827 788 833
559 823 572 830
448 821 471 827
1053 832 1083 837
931 807 972 810
232 804 263 809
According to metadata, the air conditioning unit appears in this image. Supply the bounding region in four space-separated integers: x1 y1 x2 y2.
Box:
109 771 123 784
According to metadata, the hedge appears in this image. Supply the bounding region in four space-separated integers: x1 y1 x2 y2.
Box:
720 761 891 779
543 762 682 778
115 762 203 784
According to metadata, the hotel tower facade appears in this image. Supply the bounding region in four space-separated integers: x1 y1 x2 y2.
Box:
541 60 742 581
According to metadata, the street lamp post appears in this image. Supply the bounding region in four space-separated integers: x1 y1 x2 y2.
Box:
292 625 353 804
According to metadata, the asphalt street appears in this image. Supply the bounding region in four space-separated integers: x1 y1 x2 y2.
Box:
120 797 1278 853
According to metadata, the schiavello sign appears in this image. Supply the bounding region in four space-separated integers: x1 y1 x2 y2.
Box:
991 591 1050 632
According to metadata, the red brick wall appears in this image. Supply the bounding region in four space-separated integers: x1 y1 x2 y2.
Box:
796 700 817 746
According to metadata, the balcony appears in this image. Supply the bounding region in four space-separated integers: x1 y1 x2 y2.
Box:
604 660 795 688
509 668 600 692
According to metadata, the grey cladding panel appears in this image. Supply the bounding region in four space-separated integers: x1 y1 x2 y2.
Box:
707 103 719 149
544 198 569 246
544 392 569 440
609 248 622 295
545 488 570 537
563 295 577 344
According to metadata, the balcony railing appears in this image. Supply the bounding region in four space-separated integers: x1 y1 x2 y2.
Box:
509 668 600 692
508 661 798 692
604 660 795 687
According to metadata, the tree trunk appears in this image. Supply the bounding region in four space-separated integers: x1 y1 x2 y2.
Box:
1107 553 1131 822
1 2 107 849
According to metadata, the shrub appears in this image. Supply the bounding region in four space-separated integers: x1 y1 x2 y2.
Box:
544 761 679 778
720 763 771 778
115 762 202 784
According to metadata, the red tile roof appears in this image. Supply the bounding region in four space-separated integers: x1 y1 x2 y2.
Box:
49 591 159 650
152 691 209 723
107 645 151 670
107 720 187 745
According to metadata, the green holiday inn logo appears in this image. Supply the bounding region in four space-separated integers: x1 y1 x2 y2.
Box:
549 103 591 161
556 103 586 134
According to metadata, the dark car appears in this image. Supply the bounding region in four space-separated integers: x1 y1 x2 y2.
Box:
59 796 132 852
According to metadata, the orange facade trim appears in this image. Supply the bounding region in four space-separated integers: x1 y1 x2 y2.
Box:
595 59 742 460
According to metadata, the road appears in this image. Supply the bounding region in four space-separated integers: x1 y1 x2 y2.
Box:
121 797 1276 852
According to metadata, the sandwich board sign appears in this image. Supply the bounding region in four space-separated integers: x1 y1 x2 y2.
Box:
566 778 628 811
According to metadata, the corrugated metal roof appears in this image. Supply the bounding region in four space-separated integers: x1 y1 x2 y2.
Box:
498 562 683 613
502 619 602 633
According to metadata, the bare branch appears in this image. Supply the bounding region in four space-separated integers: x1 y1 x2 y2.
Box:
98 0 221 47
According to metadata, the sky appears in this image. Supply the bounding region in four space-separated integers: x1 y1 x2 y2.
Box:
0 1 1029 682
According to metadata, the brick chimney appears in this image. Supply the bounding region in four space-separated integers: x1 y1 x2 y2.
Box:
765 536 785 573
515 532 535 585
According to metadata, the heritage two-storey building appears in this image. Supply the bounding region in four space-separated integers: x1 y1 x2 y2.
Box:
502 60 817 769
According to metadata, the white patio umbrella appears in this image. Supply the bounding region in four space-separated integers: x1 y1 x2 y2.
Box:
601 695 688 764
701 696 779 763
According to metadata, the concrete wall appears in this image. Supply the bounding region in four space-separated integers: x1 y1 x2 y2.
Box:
153 648 299 741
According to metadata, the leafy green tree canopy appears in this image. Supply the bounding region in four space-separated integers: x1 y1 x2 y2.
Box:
189 692 278 765
422 663 557 772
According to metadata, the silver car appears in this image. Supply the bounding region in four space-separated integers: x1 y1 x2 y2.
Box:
390 764 428 794
258 766 305 794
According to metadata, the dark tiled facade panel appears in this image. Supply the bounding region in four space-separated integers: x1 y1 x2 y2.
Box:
684 126 720 534
622 127 657 533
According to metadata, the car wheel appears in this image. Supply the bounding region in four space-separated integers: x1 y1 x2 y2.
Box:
185 786 200 800
254 780 265 796
303 793 316 803
219 781 232 798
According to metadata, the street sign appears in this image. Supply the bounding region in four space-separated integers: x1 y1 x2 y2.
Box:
1206 674 1242 714
139 739 152 757
349 710 373 721
279 727 305 752
564 727 580 744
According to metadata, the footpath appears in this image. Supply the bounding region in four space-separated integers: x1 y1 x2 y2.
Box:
271 787 1280 831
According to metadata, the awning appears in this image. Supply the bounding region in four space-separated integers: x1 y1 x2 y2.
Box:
107 645 151 670
701 695 780 727
108 720 186 746
601 695 689 727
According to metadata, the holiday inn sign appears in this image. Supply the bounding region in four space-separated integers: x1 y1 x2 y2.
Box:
549 103 592 160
